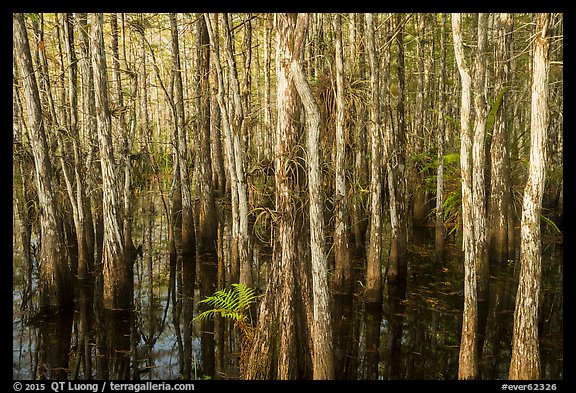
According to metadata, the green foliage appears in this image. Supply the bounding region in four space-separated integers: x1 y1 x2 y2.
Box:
541 210 562 234
443 189 462 235
194 283 259 324
486 86 509 136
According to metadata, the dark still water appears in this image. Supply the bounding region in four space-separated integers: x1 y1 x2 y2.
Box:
12 219 563 380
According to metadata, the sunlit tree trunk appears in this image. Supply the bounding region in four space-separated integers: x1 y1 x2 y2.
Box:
290 13 334 380
63 12 95 379
221 13 252 289
90 11 128 311
61 13 91 284
472 15 489 347
509 12 551 380
244 13 311 380
332 13 353 295
77 11 104 378
452 12 479 380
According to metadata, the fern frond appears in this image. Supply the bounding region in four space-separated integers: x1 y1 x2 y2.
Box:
193 283 260 323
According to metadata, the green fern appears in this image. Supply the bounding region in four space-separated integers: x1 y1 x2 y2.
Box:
194 283 259 323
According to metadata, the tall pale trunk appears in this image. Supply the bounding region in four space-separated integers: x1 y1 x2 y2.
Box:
364 13 383 304
350 14 368 257
61 13 91 283
332 13 353 295
290 13 334 380
386 13 408 287
90 12 128 310
472 14 489 327
90 13 131 379
509 12 551 380
220 13 252 288
452 13 479 380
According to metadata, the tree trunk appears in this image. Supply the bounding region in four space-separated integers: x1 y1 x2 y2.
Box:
221 13 252 289
244 13 311 380
262 14 273 162
332 13 353 296
435 13 447 264
472 15 489 352
290 13 334 380
412 13 428 225
196 13 218 379
209 16 226 195
350 14 368 258
482 13 513 379
90 12 131 380
452 13 479 380
386 14 408 288
488 13 514 270
13 12 73 310
509 12 551 380
169 13 197 380
364 13 384 304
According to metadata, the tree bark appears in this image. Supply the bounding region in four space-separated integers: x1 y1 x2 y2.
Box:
244 13 311 380
290 13 335 380
509 12 551 380
90 12 132 380
488 13 514 269
364 13 384 304
472 15 489 349
13 12 73 310
221 13 252 289
452 13 479 380
332 13 353 296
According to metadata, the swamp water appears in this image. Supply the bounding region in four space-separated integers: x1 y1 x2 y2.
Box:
12 209 563 380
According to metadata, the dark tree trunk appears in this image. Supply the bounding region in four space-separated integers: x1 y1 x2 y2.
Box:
386 13 408 287
435 13 447 264
169 13 197 379
196 14 218 379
